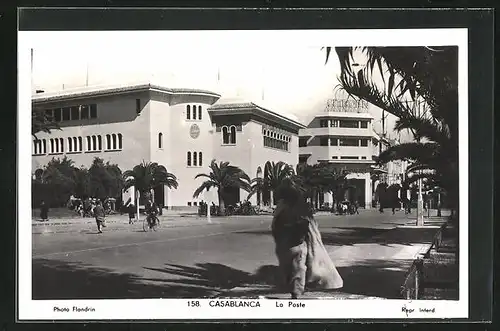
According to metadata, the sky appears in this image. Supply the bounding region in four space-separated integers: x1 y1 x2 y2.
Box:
29 30 407 139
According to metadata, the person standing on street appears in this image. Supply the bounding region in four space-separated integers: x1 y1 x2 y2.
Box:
40 200 49 222
94 200 106 234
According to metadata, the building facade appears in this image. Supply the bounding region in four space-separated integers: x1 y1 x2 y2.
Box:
31 84 304 209
298 105 378 208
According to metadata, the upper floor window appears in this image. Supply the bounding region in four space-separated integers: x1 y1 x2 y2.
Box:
42 103 97 123
330 120 339 127
263 128 291 152
105 133 123 151
199 152 203 167
67 137 83 153
222 126 236 145
320 137 329 146
360 139 369 147
198 105 202 120
33 139 47 155
90 104 97 118
187 151 192 166
86 135 102 152
339 138 359 146
186 105 191 120
360 121 368 128
158 132 163 149
299 138 308 147
319 119 328 128
339 120 360 128
330 138 339 146
193 152 198 166
49 138 64 154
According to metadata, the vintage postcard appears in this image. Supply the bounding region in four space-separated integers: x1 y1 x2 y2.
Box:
18 27 468 320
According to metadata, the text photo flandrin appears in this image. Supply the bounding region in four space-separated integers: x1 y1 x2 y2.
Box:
18 28 468 320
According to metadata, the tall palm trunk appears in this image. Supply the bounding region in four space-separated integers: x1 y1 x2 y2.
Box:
218 190 225 215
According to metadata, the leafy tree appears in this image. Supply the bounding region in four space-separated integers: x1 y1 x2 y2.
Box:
88 158 123 199
330 46 458 216
123 161 178 204
193 160 250 215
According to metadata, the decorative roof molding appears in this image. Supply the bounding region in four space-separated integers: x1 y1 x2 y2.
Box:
32 83 221 104
208 101 306 131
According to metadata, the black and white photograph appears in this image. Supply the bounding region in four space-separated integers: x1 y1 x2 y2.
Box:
18 26 469 320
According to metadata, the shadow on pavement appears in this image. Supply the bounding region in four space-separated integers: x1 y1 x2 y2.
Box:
236 226 438 247
33 257 414 300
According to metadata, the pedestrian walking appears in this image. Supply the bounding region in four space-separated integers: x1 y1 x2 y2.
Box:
94 200 106 234
40 200 49 222
128 203 136 224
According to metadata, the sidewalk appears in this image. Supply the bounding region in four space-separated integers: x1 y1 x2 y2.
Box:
217 220 445 300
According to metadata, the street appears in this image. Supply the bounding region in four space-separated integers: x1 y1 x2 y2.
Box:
32 210 441 300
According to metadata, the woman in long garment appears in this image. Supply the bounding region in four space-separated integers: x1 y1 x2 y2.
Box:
272 179 343 298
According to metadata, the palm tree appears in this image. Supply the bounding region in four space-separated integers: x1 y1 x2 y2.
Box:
193 160 251 215
263 161 295 206
32 108 61 139
329 46 458 217
123 161 178 206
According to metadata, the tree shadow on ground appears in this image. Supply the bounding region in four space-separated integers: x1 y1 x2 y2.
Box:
33 257 419 300
32 258 283 300
236 226 438 247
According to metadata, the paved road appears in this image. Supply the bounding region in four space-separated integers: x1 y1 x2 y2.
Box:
32 210 441 300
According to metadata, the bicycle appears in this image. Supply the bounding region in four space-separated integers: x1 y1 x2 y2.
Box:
143 213 160 232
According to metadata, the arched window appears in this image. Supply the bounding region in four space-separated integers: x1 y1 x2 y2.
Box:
118 133 122 149
42 139 47 154
92 136 97 151
112 134 117 150
54 138 59 153
59 138 64 153
33 140 37 154
98 135 102 150
193 152 197 166
73 137 78 152
86 136 91 151
50 139 54 153
222 126 229 144
78 137 82 152
199 152 203 166
187 151 191 166
158 132 163 149
106 134 111 150
230 126 236 144
198 105 202 120
186 105 191 120
68 137 73 152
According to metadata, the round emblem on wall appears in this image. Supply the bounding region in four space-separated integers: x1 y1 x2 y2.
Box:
190 124 200 139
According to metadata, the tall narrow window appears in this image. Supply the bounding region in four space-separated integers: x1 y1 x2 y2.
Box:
92 136 97 151
50 139 54 153
186 105 191 120
112 134 117 150
158 133 163 149
68 137 73 152
86 136 91 151
230 126 236 144
42 139 47 154
136 99 141 114
360 121 368 128
73 137 78 152
222 126 229 144
81 105 89 119
62 107 71 121
78 137 82 152
106 134 111 150
70 106 79 120
193 152 198 166
187 152 191 166
118 133 122 149
199 152 203 166
59 138 64 153
54 138 60 153
54 108 62 122
198 106 202 120
98 135 102 151
90 104 97 118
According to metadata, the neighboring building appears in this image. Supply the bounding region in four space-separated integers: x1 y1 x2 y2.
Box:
298 104 377 208
208 99 305 206
31 83 304 209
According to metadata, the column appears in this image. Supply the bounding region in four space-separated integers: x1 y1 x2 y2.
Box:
364 173 372 209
